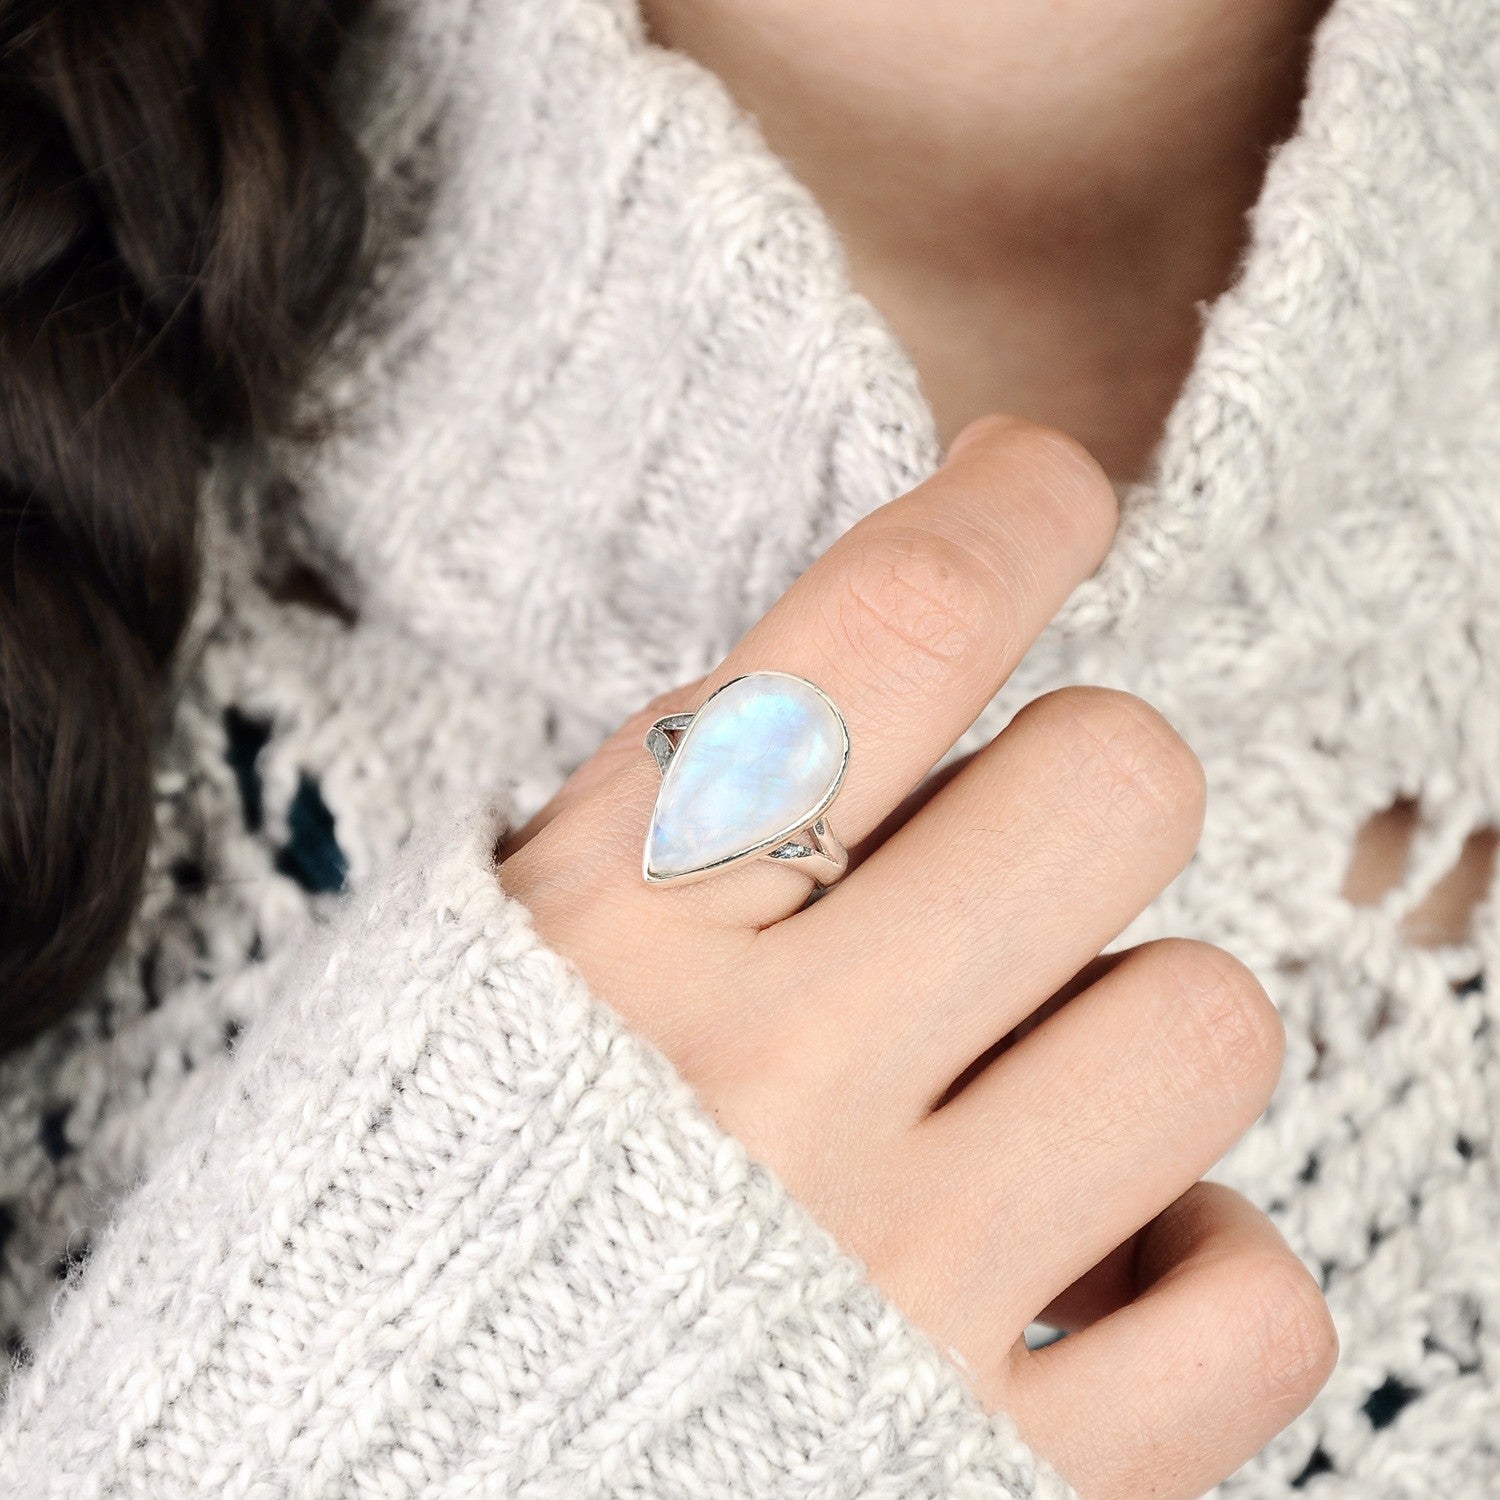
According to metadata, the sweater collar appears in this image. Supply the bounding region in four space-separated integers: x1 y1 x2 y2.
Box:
300 0 1500 744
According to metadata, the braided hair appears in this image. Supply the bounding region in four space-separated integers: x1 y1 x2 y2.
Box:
0 0 369 1052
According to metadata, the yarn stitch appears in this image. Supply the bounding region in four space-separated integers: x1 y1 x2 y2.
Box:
0 0 1496 1494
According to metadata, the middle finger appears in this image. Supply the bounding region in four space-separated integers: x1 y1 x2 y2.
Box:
771 685 1207 1115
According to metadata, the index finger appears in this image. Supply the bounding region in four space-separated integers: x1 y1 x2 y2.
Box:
515 416 1118 928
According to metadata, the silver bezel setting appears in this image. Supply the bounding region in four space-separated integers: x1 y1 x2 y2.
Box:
642 671 851 886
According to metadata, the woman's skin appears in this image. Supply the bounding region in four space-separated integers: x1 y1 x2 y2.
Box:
504 421 1338 1499
509 6 1346 1495
641 0 1330 479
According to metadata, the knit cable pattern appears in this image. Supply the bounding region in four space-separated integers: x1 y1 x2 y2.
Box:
0 0 1496 1493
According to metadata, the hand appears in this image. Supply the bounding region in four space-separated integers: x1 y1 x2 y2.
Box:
502 417 1337 1499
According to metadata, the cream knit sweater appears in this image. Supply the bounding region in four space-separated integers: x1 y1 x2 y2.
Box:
1 0 1497 1494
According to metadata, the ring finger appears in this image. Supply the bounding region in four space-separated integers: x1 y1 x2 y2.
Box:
892 938 1285 1357
1008 1183 1338 1500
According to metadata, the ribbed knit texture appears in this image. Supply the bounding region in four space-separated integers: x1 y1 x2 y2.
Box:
0 809 1067 1497
0 0 1497 1494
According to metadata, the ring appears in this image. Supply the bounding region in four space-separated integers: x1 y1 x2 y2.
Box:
642 671 850 887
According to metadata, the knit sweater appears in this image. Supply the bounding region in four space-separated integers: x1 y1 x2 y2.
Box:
1 0 1497 1494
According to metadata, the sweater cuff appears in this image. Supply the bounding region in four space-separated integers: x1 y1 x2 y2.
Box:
0 804 1073 1499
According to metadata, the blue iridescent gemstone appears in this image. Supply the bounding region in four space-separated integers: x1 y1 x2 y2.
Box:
646 674 847 880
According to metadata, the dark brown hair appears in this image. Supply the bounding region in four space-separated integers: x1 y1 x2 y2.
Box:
0 0 369 1053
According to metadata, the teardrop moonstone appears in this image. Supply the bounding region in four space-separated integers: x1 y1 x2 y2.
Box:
645 674 847 880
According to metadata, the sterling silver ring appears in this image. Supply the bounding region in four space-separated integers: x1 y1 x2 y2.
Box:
642 671 851 887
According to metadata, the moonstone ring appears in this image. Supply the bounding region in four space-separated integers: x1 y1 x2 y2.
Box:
642 672 851 886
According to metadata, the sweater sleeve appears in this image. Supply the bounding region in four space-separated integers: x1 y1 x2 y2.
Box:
0 804 1072 1500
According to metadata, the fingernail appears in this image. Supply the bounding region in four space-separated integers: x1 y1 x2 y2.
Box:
944 415 1006 464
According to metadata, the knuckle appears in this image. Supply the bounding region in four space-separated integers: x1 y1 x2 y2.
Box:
1236 1254 1340 1407
832 525 998 693
1031 687 1208 832
1150 939 1286 1093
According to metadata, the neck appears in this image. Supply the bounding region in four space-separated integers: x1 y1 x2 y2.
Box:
642 0 1328 479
